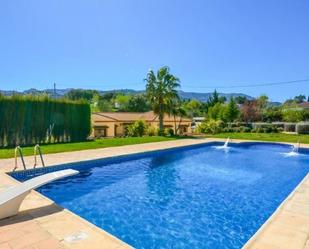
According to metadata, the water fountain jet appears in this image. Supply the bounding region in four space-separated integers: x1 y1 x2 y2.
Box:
213 137 230 150
282 141 300 157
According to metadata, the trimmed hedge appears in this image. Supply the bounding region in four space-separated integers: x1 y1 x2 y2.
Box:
296 122 309 134
223 126 252 133
0 95 91 147
228 122 252 128
271 122 285 128
251 123 275 133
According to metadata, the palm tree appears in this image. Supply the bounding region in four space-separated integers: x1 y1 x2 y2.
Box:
168 99 187 135
145 66 180 135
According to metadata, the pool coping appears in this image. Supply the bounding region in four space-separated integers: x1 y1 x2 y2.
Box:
242 173 309 249
1 138 309 248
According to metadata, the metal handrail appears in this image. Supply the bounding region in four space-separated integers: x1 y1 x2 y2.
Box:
14 146 26 171
34 144 45 168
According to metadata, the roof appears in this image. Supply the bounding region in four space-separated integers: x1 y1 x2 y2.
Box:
92 111 192 123
299 102 309 109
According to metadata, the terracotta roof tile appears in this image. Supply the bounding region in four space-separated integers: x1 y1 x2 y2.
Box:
299 102 309 108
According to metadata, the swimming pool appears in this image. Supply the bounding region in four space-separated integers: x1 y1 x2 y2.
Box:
12 142 309 249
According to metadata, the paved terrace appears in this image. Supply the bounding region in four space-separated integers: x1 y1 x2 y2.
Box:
0 138 309 248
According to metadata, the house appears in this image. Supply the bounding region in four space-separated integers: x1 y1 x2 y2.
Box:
298 102 309 110
92 111 192 137
283 102 309 111
192 117 205 132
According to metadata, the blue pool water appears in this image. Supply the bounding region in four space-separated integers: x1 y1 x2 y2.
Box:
12 142 309 249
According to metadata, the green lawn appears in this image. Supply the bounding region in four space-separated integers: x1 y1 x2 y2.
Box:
0 136 182 159
206 132 309 144
2 133 308 159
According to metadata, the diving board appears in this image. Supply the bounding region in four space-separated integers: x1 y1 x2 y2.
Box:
0 169 79 220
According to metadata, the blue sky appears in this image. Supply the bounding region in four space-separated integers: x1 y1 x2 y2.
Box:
0 0 308 101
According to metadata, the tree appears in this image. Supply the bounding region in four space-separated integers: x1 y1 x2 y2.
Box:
294 95 306 103
169 99 187 135
207 103 225 120
97 99 113 112
257 95 269 109
127 94 151 112
114 94 131 111
207 90 225 107
282 109 304 122
65 89 98 101
235 96 247 104
223 97 239 122
145 66 180 135
262 107 283 122
241 100 261 122
182 99 202 118
101 92 116 102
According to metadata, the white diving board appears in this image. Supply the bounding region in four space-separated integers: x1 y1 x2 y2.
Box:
0 169 79 220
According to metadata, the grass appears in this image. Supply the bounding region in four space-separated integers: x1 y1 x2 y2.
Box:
205 132 309 144
2 133 308 159
0 136 183 159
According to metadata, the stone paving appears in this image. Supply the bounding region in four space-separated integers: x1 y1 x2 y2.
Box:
0 138 309 248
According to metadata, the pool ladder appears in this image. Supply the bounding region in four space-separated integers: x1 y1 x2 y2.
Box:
14 146 26 171
34 144 45 168
13 144 45 171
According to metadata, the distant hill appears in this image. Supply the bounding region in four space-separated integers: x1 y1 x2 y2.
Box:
0 88 255 102
177 90 254 102
0 88 72 98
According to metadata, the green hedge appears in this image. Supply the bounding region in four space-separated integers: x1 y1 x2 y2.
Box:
0 95 91 147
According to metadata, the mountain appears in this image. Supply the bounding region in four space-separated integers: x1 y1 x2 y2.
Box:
177 90 253 102
1 88 255 102
0 88 72 98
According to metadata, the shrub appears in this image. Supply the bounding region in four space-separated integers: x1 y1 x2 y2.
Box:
147 126 156 136
127 120 147 137
284 123 296 132
271 122 285 128
197 119 223 134
252 122 269 129
165 128 174 136
225 126 252 133
252 122 279 133
228 122 252 128
257 127 265 133
158 128 167 136
240 126 251 133
272 127 279 133
296 122 309 134
223 127 233 132
233 127 241 133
